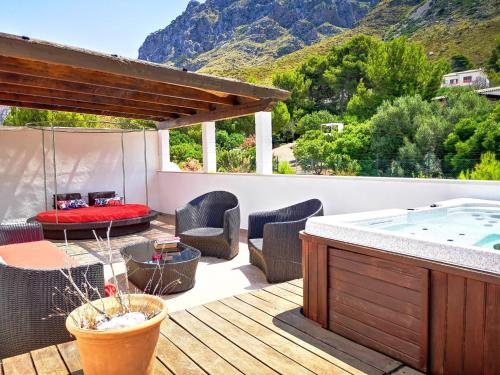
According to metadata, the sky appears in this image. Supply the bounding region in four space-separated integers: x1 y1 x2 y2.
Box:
0 0 194 58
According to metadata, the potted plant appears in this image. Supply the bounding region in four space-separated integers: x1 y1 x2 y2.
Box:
59 228 171 375
66 294 167 375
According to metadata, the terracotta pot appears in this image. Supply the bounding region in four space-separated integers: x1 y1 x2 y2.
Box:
66 294 168 375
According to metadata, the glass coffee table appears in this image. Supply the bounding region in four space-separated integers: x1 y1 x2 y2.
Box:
120 241 201 294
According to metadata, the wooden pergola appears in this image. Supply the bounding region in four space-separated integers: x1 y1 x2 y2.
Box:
0 33 289 129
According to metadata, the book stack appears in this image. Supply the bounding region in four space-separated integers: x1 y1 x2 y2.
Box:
154 236 180 251
152 237 181 261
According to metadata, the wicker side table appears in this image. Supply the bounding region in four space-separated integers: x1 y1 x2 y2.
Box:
121 241 200 294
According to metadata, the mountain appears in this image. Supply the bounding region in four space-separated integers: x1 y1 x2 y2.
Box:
206 0 500 84
138 0 378 71
139 0 500 85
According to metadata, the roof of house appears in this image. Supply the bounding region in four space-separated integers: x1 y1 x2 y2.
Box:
443 69 486 77
0 33 290 129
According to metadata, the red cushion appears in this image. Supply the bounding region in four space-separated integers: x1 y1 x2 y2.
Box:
36 204 151 223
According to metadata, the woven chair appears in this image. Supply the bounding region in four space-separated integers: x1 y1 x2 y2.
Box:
175 191 240 259
248 199 323 283
0 222 44 245
0 262 105 359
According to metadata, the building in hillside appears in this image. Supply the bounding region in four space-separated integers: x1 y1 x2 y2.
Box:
441 69 490 88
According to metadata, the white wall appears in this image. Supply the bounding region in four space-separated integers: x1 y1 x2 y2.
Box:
0 127 159 221
157 171 500 229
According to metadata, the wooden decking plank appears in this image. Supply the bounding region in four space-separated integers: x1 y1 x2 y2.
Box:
170 310 277 375
154 359 175 375
275 282 303 297
220 296 383 375
391 366 425 375
1 353 36 375
30 346 68 375
250 289 300 310
264 285 303 305
187 305 313 375
237 292 401 373
161 318 242 375
288 279 303 288
156 335 206 375
204 300 348 375
56 342 81 374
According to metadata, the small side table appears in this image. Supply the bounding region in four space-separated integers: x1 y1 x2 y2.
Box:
121 241 201 294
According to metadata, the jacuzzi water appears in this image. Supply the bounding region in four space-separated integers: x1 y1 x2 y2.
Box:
356 204 500 250
305 198 500 274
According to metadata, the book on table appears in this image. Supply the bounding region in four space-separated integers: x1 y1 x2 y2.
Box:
154 236 180 251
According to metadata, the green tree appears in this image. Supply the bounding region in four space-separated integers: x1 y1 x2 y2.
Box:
486 36 500 73
293 130 331 174
450 54 473 72
272 101 292 139
272 70 312 119
444 101 500 176
348 37 449 119
296 110 336 136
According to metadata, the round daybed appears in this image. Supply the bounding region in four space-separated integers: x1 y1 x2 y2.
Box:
28 204 159 240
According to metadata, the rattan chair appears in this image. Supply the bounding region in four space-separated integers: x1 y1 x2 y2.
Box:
0 262 105 359
175 191 240 259
0 222 44 245
248 199 323 283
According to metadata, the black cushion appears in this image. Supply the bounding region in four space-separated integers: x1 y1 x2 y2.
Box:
181 227 224 238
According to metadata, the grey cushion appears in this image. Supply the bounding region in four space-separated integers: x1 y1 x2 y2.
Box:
181 227 224 238
248 238 263 251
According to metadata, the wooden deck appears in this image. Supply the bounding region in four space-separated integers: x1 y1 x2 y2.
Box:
0 280 422 375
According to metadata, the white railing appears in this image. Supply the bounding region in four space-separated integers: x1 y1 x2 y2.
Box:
157 171 500 228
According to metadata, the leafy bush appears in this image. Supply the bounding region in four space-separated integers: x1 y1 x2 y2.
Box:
326 154 361 176
170 143 202 164
277 161 295 174
216 130 245 151
217 148 255 173
293 130 331 174
179 158 203 172
459 152 500 180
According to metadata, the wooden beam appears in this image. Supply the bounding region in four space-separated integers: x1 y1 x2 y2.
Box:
0 71 216 111
0 82 196 115
158 99 275 129
0 100 166 121
0 56 239 106
0 92 182 119
0 32 290 101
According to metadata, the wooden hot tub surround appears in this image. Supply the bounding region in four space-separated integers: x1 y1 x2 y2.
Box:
301 232 500 375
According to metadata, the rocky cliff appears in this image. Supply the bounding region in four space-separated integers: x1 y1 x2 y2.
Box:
138 0 377 70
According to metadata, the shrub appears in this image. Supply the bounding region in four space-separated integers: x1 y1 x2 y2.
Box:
179 158 203 172
277 161 295 175
459 152 500 181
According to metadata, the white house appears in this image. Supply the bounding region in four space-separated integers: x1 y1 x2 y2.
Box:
441 69 490 88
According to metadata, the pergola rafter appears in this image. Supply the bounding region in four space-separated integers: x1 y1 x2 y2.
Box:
0 33 289 127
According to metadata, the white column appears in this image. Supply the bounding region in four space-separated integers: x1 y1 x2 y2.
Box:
158 129 170 171
255 111 273 175
202 121 217 173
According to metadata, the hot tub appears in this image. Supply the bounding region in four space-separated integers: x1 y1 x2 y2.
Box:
300 198 500 374
305 198 500 274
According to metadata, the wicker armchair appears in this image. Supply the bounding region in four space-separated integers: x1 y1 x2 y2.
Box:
0 222 44 245
175 191 240 259
0 262 104 359
248 199 323 283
